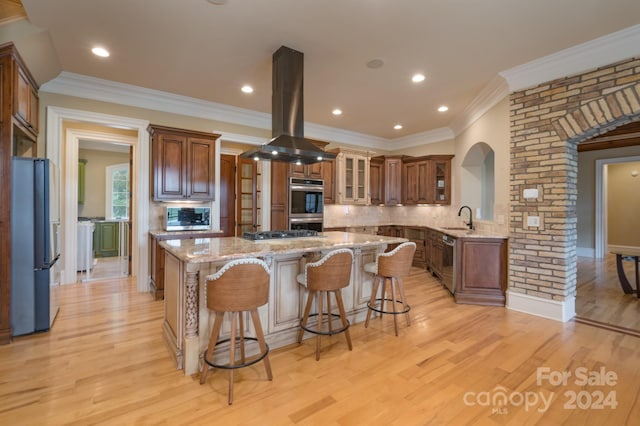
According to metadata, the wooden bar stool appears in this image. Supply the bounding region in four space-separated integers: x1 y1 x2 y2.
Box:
296 249 354 360
364 242 416 336
199 258 272 405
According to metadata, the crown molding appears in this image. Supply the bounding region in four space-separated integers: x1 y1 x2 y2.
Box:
499 24 640 92
448 75 509 136
212 131 267 146
41 71 273 129
389 127 456 149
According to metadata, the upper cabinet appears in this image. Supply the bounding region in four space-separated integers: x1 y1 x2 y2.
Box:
14 64 39 139
321 158 336 205
332 149 370 205
149 125 220 202
289 162 323 179
402 155 454 205
370 155 403 206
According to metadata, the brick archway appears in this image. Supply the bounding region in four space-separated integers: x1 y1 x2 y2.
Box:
508 61 640 321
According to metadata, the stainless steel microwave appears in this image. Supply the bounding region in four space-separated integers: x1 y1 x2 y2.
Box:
164 206 211 231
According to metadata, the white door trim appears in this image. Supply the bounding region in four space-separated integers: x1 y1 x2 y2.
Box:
46 106 150 291
595 155 640 258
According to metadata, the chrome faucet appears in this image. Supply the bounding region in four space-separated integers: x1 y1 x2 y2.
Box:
458 205 474 230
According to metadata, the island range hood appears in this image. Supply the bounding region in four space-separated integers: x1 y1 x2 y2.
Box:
240 46 336 165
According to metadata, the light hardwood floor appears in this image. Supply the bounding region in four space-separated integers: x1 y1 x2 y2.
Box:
1 269 639 425
576 254 640 334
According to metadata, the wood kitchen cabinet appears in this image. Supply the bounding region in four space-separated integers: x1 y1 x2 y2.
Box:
0 43 40 344
15 65 39 139
426 229 445 279
332 148 371 205
321 158 336 205
149 230 222 300
289 161 323 179
405 227 427 268
149 124 220 202
455 237 508 306
370 155 403 206
402 155 454 205
271 161 289 231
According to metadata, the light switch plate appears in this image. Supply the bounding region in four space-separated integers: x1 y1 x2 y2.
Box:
523 188 538 199
527 215 540 227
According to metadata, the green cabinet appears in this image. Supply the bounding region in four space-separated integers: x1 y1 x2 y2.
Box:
78 159 87 204
93 221 120 257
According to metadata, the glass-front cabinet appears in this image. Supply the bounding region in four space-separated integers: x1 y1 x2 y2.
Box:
431 157 451 204
333 149 370 205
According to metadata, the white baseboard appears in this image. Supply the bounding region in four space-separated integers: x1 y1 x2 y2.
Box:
506 291 575 322
576 247 595 258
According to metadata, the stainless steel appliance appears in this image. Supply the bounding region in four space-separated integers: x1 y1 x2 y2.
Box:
164 206 211 231
239 46 336 165
289 177 323 232
441 234 457 294
11 158 60 336
243 229 319 241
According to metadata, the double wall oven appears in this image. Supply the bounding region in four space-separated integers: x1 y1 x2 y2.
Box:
289 177 323 232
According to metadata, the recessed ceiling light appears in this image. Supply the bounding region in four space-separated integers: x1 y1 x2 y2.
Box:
393 124 403 130
241 85 253 94
366 58 384 69
332 108 343 116
411 73 425 83
91 47 110 58
438 105 449 112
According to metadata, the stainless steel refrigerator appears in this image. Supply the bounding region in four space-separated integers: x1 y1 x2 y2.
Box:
11 157 60 336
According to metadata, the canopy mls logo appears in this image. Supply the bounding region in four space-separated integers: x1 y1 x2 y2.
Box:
463 386 553 414
463 367 619 415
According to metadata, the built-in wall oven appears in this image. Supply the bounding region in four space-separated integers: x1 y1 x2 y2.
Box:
441 234 457 294
289 177 323 231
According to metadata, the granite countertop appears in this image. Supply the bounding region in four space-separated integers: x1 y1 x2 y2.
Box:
429 226 508 239
159 231 407 264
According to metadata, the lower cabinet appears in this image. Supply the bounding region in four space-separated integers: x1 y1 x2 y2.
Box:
149 231 222 300
404 227 426 268
455 237 508 306
426 229 444 279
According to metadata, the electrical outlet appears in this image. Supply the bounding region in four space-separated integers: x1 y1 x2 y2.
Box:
523 188 538 199
527 216 540 227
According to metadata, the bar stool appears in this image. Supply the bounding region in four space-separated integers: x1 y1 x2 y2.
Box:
364 242 416 336
296 249 354 360
199 258 272 405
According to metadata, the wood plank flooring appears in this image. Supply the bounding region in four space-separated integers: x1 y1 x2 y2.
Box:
1 269 639 425
576 254 640 333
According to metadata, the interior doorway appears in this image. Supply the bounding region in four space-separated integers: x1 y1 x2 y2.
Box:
46 107 150 291
77 139 133 282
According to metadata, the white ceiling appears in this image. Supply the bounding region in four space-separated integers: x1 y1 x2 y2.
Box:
14 0 640 144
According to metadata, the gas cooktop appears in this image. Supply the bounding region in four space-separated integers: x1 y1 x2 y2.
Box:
242 230 319 241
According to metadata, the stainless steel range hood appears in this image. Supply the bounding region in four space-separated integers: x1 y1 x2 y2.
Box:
240 46 336 164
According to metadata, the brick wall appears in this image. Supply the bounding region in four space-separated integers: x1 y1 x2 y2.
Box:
509 58 640 301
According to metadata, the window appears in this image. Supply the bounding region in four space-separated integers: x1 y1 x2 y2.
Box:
106 163 130 219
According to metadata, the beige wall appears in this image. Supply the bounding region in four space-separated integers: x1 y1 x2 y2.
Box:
607 161 640 248
576 145 640 250
77 148 130 218
453 97 510 233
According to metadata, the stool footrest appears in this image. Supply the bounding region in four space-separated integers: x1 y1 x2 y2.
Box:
300 313 350 336
367 297 411 315
203 337 270 370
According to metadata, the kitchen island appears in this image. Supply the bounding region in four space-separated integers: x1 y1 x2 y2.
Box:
160 231 407 375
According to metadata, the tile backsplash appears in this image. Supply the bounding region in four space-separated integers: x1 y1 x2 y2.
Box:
323 204 509 235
